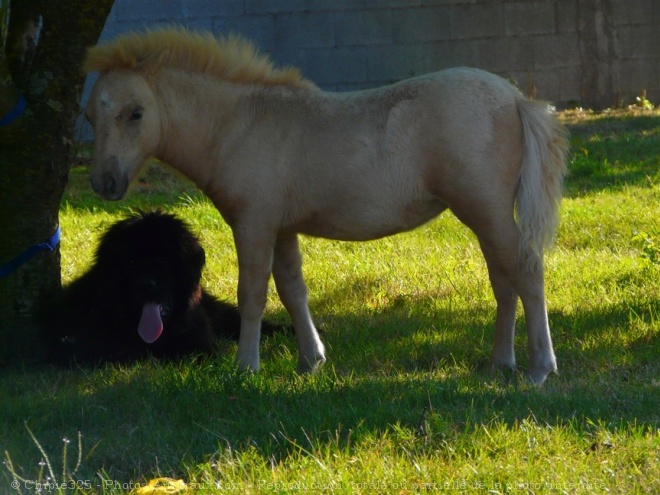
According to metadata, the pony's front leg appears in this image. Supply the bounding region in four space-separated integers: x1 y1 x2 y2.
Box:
273 234 326 373
234 233 274 373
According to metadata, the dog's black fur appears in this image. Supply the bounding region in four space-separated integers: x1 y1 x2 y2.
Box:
39 211 281 365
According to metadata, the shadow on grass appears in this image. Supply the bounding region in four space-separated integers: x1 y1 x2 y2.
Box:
3 275 658 480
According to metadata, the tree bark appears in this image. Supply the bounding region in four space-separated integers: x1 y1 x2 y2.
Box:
0 0 113 364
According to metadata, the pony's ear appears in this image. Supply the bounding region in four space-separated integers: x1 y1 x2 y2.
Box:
135 46 169 75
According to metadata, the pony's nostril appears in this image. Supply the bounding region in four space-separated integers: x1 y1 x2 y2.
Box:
90 175 102 194
103 173 117 195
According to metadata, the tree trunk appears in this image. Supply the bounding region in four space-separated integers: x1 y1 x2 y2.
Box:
0 0 113 364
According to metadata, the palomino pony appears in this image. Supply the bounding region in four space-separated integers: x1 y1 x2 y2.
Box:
83 29 568 385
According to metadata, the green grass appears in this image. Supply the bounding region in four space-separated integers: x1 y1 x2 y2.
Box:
2 110 660 494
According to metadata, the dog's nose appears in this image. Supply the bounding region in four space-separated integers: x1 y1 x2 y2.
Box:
140 279 158 293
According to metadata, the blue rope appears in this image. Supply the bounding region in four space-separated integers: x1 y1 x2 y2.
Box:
0 225 61 279
0 93 27 126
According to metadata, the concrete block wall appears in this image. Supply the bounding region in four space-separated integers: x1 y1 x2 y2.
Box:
86 0 659 109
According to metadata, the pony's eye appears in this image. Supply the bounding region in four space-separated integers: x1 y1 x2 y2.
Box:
129 109 143 122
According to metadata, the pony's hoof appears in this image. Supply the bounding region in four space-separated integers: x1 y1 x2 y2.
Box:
527 363 558 386
489 356 517 373
297 354 326 374
236 354 260 374
489 363 520 381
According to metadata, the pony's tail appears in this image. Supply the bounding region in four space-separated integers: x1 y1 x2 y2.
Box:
515 99 569 272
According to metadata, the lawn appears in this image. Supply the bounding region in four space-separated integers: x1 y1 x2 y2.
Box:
1 109 660 494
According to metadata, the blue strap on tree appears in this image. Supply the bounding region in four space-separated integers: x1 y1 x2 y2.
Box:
0 225 62 279
0 93 28 126
0 94 58 278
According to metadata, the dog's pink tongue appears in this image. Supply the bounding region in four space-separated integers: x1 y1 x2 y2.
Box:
138 303 163 343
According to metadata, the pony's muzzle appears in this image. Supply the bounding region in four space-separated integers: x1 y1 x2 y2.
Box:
91 157 129 200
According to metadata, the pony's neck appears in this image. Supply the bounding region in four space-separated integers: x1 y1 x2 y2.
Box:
153 70 244 189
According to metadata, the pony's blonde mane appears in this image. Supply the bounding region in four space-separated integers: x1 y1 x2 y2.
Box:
83 28 316 89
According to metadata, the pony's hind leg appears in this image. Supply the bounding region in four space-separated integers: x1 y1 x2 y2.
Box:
481 248 519 371
471 216 557 385
485 244 556 384
514 259 557 385
273 234 326 373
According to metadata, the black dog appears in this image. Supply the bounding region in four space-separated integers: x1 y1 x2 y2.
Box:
40 211 282 364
